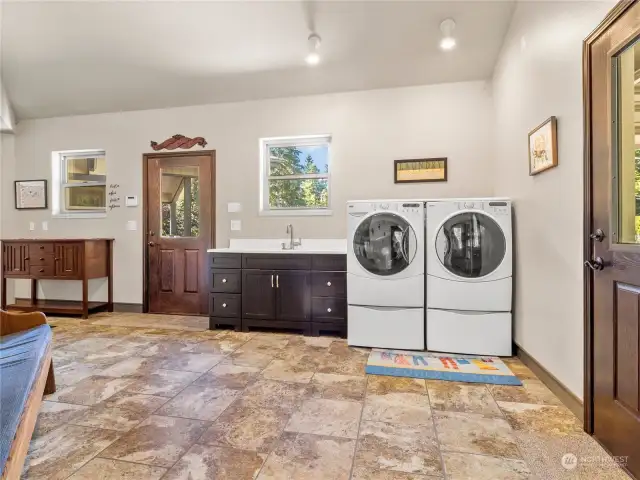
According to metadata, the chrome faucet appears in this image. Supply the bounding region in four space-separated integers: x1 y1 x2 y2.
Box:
282 224 302 250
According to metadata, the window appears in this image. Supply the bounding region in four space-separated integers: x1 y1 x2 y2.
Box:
52 150 107 217
260 135 331 215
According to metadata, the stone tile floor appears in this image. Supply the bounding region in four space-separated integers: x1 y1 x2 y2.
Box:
21 312 631 480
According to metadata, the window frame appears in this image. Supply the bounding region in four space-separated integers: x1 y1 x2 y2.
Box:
52 149 107 218
259 135 332 216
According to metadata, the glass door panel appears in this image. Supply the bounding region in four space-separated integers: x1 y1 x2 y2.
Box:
614 40 640 244
160 166 200 238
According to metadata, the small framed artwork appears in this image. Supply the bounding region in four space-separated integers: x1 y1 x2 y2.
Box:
15 180 48 210
394 158 448 184
528 116 558 175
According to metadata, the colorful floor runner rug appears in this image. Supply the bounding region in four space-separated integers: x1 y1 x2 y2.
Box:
365 349 522 385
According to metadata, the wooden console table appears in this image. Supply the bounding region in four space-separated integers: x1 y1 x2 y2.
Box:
1 239 114 319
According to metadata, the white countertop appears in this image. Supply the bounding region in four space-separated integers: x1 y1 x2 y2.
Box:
208 238 346 255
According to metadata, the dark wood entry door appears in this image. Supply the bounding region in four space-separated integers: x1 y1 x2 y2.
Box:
145 152 215 315
585 2 640 477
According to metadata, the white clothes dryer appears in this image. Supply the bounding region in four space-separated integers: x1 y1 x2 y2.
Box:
347 200 425 350
425 199 512 356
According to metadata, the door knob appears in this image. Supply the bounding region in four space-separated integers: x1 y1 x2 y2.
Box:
222 303 227 308
326 281 332 287
148 241 156 247
327 308 332 313
589 229 605 242
222 278 227 283
585 257 606 271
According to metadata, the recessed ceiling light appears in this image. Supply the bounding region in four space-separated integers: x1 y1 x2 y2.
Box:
306 33 321 66
439 19 457 51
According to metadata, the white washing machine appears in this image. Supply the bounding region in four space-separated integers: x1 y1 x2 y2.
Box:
426 199 512 356
347 200 425 350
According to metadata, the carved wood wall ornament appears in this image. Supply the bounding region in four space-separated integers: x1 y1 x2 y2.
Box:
150 134 208 151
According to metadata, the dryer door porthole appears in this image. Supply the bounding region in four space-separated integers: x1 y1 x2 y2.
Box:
353 212 417 276
435 212 506 279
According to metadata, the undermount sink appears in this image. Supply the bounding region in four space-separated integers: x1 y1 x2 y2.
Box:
207 238 347 255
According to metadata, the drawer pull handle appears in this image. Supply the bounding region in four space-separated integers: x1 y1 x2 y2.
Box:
40 257 45 261
222 278 227 283
222 303 227 308
327 308 332 313
39 246 45 250
39 269 44 273
327 281 332 287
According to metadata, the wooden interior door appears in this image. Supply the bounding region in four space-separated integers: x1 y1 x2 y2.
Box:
145 152 215 315
585 2 640 477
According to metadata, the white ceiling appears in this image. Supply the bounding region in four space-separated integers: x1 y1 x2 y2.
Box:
1 1 515 120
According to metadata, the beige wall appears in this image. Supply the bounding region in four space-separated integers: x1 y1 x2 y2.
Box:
492 1 613 399
1 81 494 304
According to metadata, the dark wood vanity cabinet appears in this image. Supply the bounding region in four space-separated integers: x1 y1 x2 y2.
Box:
209 253 346 337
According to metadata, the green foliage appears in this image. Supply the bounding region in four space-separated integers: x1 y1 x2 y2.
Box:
161 178 200 237
269 147 328 208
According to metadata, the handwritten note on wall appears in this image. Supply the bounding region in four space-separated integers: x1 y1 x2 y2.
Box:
108 184 121 211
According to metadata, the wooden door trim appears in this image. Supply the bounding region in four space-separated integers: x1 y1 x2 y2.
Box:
583 0 636 436
142 149 216 313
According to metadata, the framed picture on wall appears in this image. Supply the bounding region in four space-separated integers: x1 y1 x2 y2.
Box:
14 180 48 210
528 116 558 175
394 158 448 183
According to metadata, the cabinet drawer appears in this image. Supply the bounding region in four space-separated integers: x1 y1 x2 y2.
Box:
311 272 346 298
243 254 311 271
30 265 54 277
311 297 347 322
29 243 54 256
29 254 55 267
311 254 346 271
210 253 241 269
209 293 241 318
210 269 241 293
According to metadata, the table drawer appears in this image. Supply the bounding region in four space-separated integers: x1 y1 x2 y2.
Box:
29 243 54 256
29 254 55 267
30 265 54 277
311 272 346 298
210 269 241 293
209 293 241 318
311 297 347 322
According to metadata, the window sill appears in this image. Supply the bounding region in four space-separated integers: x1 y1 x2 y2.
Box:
259 209 333 217
52 212 107 219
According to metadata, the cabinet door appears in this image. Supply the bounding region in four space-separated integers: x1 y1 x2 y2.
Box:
55 243 83 278
242 270 276 320
3 243 29 276
275 271 310 322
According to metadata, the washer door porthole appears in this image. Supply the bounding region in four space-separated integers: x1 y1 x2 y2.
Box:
435 212 506 278
353 212 417 276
